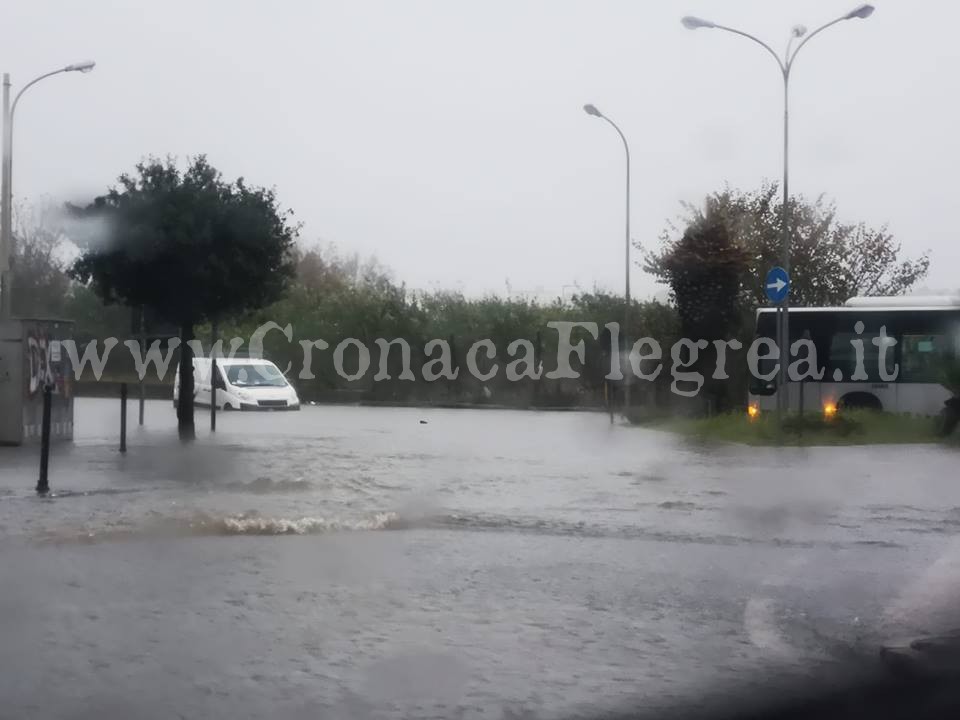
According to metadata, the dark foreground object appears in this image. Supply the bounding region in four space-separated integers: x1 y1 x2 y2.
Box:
880 629 960 679
618 672 960 720
658 632 960 720
716 674 960 720
938 397 960 437
36 383 52 495
120 382 128 453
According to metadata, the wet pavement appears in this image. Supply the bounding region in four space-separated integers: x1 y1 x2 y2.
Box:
2 398 959 718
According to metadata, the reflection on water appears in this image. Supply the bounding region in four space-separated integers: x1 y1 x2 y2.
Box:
1 398 959 718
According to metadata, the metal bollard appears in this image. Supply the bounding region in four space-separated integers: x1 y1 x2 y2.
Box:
120 382 128 453
210 357 217 432
210 320 218 433
138 306 146 426
36 383 53 495
138 377 145 426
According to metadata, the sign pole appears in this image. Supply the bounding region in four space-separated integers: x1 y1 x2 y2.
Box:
775 307 782 423
764 267 790 426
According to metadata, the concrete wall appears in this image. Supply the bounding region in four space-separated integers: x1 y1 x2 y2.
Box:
0 321 24 444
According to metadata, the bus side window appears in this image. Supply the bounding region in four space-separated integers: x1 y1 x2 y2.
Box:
826 327 896 382
901 334 945 383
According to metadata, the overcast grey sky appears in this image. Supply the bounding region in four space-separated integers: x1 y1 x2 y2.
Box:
6 0 959 302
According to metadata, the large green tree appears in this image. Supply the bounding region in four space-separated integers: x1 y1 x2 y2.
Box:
69 156 298 438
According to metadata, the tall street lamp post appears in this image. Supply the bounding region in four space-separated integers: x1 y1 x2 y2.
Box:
681 5 874 422
584 103 632 415
1 60 95 318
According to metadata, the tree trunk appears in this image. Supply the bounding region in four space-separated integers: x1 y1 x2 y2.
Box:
177 321 196 440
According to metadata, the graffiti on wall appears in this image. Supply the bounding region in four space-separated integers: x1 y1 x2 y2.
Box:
26 328 68 397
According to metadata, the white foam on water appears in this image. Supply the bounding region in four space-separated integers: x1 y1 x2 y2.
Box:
882 537 960 632
217 511 401 535
743 597 794 658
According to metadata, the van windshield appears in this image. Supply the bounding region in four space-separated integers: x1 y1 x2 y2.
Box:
224 363 287 387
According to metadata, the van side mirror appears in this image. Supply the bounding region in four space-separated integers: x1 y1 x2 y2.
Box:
214 371 226 390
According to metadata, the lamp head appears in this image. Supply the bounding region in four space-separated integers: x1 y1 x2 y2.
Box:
681 16 716 30
583 104 603 118
65 60 96 73
844 4 875 20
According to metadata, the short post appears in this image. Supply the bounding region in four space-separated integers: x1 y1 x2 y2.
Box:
210 356 217 432
36 383 53 495
451 333 459 400
120 382 128 453
798 330 810 423
605 380 613 425
210 320 218 432
798 378 805 421
534 330 543 408
138 305 146 426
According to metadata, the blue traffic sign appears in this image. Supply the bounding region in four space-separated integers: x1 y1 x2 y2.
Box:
764 266 790 304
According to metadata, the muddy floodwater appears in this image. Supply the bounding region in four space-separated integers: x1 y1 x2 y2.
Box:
2 398 960 718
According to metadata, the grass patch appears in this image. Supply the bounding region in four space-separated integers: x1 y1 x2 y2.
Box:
651 409 944 447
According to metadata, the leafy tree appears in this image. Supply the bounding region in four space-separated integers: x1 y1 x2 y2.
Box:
649 183 930 309
10 200 72 318
646 183 931 414
645 202 748 340
212 246 683 409
644 201 750 412
69 156 298 438
62 284 133 344
8 200 138 342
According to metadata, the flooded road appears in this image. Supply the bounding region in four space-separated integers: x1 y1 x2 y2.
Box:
2 399 960 718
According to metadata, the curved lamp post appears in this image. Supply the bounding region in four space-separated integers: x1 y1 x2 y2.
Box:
1 60 95 318
681 5 873 421
584 103 632 415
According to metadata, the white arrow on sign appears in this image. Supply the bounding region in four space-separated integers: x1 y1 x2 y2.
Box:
766 278 786 292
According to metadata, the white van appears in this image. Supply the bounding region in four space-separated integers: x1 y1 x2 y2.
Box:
174 357 301 411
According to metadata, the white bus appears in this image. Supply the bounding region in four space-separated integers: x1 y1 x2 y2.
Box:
748 295 960 417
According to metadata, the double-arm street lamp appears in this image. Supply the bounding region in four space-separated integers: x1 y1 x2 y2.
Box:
583 103 632 414
1 60 96 319
681 5 874 421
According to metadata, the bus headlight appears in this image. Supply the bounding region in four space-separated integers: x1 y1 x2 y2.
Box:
823 402 837 420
